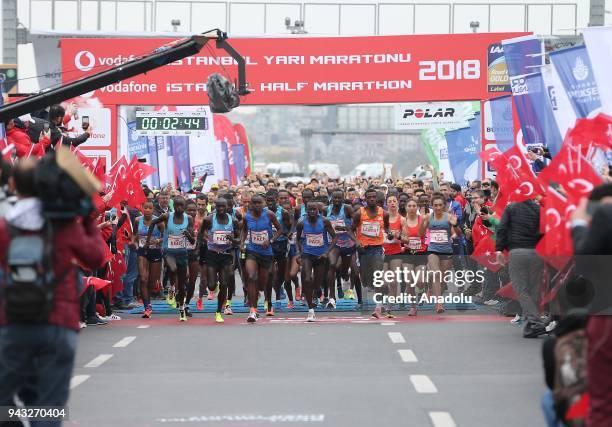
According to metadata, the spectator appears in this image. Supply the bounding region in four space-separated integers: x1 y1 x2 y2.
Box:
495 198 544 338
48 104 91 149
570 184 612 427
6 119 52 158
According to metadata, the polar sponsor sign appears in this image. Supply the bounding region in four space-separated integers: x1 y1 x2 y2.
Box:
394 102 471 130
61 33 526 105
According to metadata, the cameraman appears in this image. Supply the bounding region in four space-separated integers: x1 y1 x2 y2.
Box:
0 150 106 424
49 104 91 149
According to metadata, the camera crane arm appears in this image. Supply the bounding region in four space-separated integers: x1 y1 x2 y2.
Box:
0 30 249 123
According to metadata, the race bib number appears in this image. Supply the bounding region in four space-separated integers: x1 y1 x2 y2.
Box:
250 230 269 245
361 221 380 238
213 231 231 245
331 219 346 232
430 229 448 244
305 233 324 247
168 235 185 249
185 239 197 250
408 237 422 250
138 236 147 248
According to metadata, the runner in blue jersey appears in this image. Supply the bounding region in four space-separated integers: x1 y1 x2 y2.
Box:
241 194 283 323
296 201 337 322
147 196 195 322
279 189 300 309
419 192 460 314
265 189 292 316
325 190 357 309
134 199 164 319
198 198 240 323
222 192 243 315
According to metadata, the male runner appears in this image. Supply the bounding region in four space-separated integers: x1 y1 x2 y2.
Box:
265 189 292 315
325 190 357 309
352 188 391 319
296 201 337 322
241 194 283 323
147 196 195 322
199 198 240 323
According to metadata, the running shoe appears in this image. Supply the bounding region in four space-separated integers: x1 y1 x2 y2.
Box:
79 321 87 329
326 298 336 310
247 309 257 323
510 314 523 326
306 309 316 322
545 320 558 332
266 306 275 317
185 307 193 318
435 304 445 314
207 291 215 301
385 311 396 319
348 289 357 300
295 287 302 301
106 313 122 321
407 307 417 317
224 303 233 316
167 292 177 309
196 297 203 311
484 299 499 306
142 307 153 319
371 307 382 319
179 308 187 322
287 301 295 309
215 312 224 323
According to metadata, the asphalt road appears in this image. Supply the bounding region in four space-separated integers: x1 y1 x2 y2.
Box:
64 308 547 427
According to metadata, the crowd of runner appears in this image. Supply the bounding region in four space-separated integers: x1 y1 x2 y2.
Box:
80 170 515 325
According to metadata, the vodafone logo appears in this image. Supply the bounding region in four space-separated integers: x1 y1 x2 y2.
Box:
75 51 96 72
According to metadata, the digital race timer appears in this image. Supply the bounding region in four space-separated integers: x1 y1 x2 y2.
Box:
135 110 209 136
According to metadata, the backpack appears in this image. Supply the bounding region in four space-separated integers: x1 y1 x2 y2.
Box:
1 220 59 324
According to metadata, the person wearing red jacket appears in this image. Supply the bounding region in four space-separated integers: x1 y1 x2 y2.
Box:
5 119 52 158
0 154 106 422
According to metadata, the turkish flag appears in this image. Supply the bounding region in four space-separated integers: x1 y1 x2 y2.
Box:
106 252 126 295
538 140 603 201
105 156 129 208
79 276 111 297
535 188 574 270
496 282 518 300
71 146 95 172
214 115 239 185
490 145 544 204
471 235 502 273
92 157 107 182
569 114 612 155
128 156 156 181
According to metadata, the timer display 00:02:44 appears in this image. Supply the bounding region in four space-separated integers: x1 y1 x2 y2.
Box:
136 116 208 131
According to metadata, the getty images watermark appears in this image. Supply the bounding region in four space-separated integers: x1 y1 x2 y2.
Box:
371 268 485 304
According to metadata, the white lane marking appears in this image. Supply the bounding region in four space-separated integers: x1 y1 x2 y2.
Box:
70 375 91 389
398 349 418 362
85 354 113 368
388 332 406 344
137 325 150 329
429 412 457 427
410 375 438 393
381 322 396 326
113 336 136 348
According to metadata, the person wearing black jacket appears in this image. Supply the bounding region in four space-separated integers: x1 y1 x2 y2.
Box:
495 199 544 338
569 184 612 427
48 104 91 149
